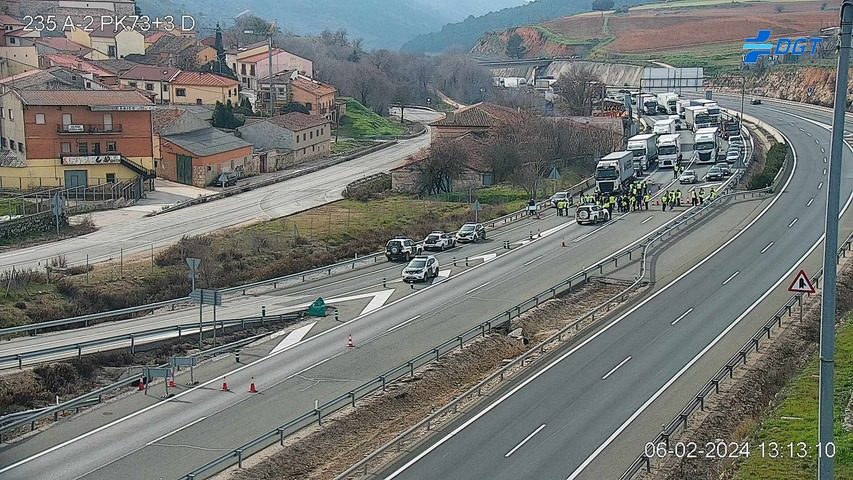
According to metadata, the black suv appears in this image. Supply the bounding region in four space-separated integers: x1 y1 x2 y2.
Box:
385 237 422 261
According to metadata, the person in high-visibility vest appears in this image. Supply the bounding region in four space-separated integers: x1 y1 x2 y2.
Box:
698 188 706 205
676 189 683 206
710 188 718 201
691 189 698 207
643 193 650 210
661 191 669 211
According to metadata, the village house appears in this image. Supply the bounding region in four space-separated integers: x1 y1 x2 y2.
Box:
236 112 330 171
428 102 521 141
120 65 180 104
390 134 494 194
290 75 338 123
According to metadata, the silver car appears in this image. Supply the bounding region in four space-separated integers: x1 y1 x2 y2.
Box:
402 256 439 283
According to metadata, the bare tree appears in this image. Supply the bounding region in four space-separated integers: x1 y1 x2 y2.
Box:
416 140 467 194
554 66 601 116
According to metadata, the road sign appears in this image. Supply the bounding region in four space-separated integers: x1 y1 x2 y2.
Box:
186 257 201 272
170 356 198 367
548 167 561 180
806 85 815 96
143 367 172 379
788 269 816 294
472 200 482 211
190 289 222 305
50 193 64 216
308 297 327 317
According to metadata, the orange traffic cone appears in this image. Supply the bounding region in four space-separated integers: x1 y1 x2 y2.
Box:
347 334 354 348
221 379 229 391
249 377 258 393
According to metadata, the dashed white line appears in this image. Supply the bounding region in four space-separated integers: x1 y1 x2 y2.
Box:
819 182 824 190
504 424 547 458
816 139 821 144
602 356 632 380
670 308 693 326
807 198 815 207
385 315 421 334
789 218 798 228
799 128 805 132
824 157 828 163
641 216 653 224
807 132 812 137
523 256 543 267
466 282 491 295
821 147 826 153
823 168 827 176
761 242 774 254
722 271 740 286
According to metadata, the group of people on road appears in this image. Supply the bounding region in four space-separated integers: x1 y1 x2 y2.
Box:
672 164 687 179
579 180 653 216
659 186 718 211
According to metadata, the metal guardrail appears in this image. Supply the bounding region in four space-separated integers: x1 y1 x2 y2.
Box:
0 330 273 442
620 231 853 480
176 156 757 480
2 181 597 339
0 311 305 371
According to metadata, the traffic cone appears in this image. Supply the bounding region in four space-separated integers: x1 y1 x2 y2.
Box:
221 379 229 391
168 377 176 388
561 239 566 247
249 377 258 393
347 334 354 348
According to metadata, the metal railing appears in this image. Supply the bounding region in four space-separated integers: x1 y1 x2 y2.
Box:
620 231 853 480
0 331 273 442
0 180 142 221
177 156 760 480
56 124 123 134
0 311 305 370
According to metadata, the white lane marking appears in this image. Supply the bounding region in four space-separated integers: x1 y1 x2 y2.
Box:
789 218 798 228
807 132 812 137
824 157 828 163
641 216 654 224
821 147 826 153
808 198 815 207
722 271 740 286
287 290 395 316
823 168 828 176
504 424 547 458
761 242 774 254
816 139 821 144
145 416 207 446
601 356 632 380
799 128 805 132
385 315 421 334
819 182 824 190
466 282 491 295
383 128 799 480
523 255 543 267
269 323 316 355
469 253 497 263
432 269 451 285
670 308 693 326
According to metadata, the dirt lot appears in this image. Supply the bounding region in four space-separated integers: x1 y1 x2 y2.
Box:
641 257 853 479
216 279 637 480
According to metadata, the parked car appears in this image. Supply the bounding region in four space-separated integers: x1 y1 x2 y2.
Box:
678 170 698 184
705 166 725 181
751 98 762 105
423 231 455 251
213 171 238 187
715 162 732 176
455 223 486 243
725 150 740 164
402 255 439 283
549 191 570 208
385 237 422 261
575 204 610 225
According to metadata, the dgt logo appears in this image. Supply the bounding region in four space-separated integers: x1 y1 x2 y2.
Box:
743 29 823 64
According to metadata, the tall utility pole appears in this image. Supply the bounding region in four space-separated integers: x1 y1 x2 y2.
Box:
268 21 275 117
819 2 852 478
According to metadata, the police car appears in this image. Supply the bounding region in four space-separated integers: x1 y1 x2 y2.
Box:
575 203 610 225
402 256 439 283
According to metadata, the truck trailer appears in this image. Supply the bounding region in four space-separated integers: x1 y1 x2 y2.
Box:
653 118 676 135
657 134 682 168
693 127 719 164
595 151 635 194
627 133 659 174
684 106 706 130
656 92 679 115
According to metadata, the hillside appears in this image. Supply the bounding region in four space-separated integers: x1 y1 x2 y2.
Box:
401 0 657 54
473 0 835 72
136 0 528 49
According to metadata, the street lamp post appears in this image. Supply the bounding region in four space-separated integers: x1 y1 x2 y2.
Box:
480 88 486 103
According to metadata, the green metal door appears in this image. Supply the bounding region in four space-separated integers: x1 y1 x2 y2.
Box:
64 170 88 188
176 154 193 185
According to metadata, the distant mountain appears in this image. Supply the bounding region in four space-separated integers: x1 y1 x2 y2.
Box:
401 0 651 54
136 0 529 49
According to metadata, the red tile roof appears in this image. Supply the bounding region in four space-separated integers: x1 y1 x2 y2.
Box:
122 65 180 81
0 15 24 26
431 102 520 127
267 112 329 131
291 76 336 97
42 54 116 78
5 28 30 37
144 31 169 42
239 48 286 64
16 89 154 106
89 26 127 38
34 37 94 56
173 71 238 87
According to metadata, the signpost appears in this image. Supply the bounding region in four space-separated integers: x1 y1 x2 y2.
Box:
308 297 327 317
186 257 201 292
548 166 561 195
50 193 64 236
143 367 172 397
191 288 222 350
472 199 482 223
170 356 199 385
788 270 816 294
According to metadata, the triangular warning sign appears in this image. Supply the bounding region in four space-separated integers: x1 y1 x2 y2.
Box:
788 269 816 294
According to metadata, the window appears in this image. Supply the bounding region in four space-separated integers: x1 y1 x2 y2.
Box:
35 113 45 124
62 113 72 125
295 135 299 144
303 133 306 141
61 142 71 153
162 84 168 92
0 137 5 148
249 65 255 76
176 88 187 97
207 165 211 171
312 145 315 152
17 142 23 153
103 114 112 131
106 141 116 152
309 131 313 139
107 45 116 57
92 143 101 154
145 83 154 91
240 64 246 75
78 142 88 154
9 37 17 45
232 63 237 72
86 81 92 88
129 81 137 88
106 173 116 183
321 127 324 135
196 99 202 105
228 90 232 98
7 109 12 121
305 103 312 111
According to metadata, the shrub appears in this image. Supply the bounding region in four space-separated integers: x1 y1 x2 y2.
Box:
34 363 79 395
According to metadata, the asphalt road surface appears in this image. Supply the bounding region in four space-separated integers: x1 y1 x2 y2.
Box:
380 98 853 480
0 143 725 477
0 110 444 274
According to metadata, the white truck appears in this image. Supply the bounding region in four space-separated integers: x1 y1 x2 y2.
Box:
640 94 658 115
692 99 721 125
684 106 706 130
657 133 682 168
653 118 676 135
656 92 679 114
693 127 719 164
676 99 691 118
595 151 634 194
627 133 659 174
496 77 528 88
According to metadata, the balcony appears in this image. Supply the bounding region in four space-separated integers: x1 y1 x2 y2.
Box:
57 124 123 134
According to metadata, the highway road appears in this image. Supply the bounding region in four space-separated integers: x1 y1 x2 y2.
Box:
379 98 853 480
0 110 444 274
0 135 721 477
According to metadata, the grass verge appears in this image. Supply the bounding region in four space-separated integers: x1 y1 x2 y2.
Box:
748 143 788 190
334 98 407 139
330 139 380 156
